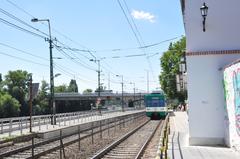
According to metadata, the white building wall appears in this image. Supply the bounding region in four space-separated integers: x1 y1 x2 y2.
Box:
183 0 240 145
187 55 240 145
185 0 240 51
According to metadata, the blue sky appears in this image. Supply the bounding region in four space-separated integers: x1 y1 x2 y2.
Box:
0 0 185 93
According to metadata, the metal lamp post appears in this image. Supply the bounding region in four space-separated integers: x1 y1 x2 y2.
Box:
90 58 103 115
28 75 33 132
116 75 124 112
31 18 56 125
200 2 208 32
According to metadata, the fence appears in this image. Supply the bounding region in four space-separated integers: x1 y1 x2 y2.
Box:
0 107 142 137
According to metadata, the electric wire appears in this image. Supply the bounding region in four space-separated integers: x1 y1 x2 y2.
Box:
0 42 96 84
0 42 48 61
54 44 96 71
116 0 143 51
6 0 34 18
117 0 155 79
56 41 92 61
4 0 152 91
0 7 49 37
0 51 49 67
4 0 171 81
122 0 145 46
54 64 96 84
0 18 46 39
5 0 97 60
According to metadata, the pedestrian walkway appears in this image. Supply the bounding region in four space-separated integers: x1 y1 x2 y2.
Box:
167 112 240 159
0 109 144 140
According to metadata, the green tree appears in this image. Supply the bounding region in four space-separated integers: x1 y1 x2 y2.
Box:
4 70 31 116
55 84 68 93
33 80 49 114
68 79 78 92
159 37 186 103
83 89 93 94
0 73 3 92
0 92 20 118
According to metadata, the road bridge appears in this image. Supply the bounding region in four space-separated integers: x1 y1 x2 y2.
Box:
54 92 146 113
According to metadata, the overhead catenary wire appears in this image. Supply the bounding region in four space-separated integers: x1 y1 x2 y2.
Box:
0 42 96 84
6 0 34 17
5 0 175 70
55 41 92 61
0 7 49 37
4 0 157 91
0 42 48 61
54 41 122 80
117 0 156 81
0 51 49 67
117 0 143 51
54 65 96 84
0 9 97 71
0 18 46 39
122 0 145 46
5 0 98 60
122 0 156 80
0 4 116 89
2 0 122 92
56 36 181 53
54 44 96 72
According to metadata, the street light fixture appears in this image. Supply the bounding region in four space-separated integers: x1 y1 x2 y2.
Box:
31 18 56 125
200 2 208 32
54 73 61 78
116 75 124 112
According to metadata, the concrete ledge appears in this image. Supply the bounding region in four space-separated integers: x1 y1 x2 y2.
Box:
189 137 224 146
37 122 95 139
36 111 144 139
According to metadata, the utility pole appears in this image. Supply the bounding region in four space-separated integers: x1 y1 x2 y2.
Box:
121 80 124 112
28 75 33 133
90 58 103 115
97 60 101 115
31 18 56 125
49 23 55 125
97 60 100 98
116 75 124 112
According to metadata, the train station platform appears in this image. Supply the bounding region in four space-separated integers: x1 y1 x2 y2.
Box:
167 111 240 159
0 109 144 141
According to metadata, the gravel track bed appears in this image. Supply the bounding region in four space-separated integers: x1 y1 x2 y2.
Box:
98 120 160 159
141 120 163 159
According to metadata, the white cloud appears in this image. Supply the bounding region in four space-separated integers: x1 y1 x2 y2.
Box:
131 10 156 23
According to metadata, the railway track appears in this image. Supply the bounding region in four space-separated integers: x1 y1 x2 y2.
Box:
0 113 145 159
91 120 162 159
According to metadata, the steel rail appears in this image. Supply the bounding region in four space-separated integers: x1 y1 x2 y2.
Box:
134 120 162 159
90 119 152 159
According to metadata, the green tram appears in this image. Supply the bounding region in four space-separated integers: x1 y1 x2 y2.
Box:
144 92 167 119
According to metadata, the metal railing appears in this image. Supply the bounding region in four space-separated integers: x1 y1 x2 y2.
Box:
0 107 143 137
